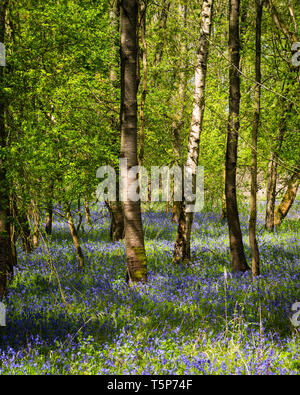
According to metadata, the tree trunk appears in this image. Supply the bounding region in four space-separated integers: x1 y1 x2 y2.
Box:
172 199 181 223
265 151 277 232
84 197 91 225
21 212 33 253
109 0 120 84
64 202 85 270
0 1 13 300
249 0 263 277
45 181 54 235
225 0 249 272
274 172 299 227
76 198 83 234
221 165 227 221
173 0 214 264
120 0 147 283
32 202 40 248
9 196 18 269
171 4 187 224
107 0 124 242
106 200 124 241
265 99 291 231
45 203 53 235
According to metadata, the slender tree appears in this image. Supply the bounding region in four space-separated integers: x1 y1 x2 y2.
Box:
18 205 33 254
173 0 214 264
84 196 91 225
45 182 54 235
107 0 125 242
0 0 13 299
120 0 147 283
31 200 40 248
64 202 85 270
225 0 249 272
221 165 227 221
249 0 263 277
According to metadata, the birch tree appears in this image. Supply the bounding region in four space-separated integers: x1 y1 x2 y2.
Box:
173 0 214 264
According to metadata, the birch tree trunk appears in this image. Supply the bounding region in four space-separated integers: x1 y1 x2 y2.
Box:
121 0 147 283
249 0 263 277
225 0 249 272
9 196 17 270
173 0 214 264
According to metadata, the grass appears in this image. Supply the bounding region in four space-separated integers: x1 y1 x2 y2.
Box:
0 201 299 375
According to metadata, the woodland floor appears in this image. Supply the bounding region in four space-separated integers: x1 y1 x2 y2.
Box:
0 201 299 375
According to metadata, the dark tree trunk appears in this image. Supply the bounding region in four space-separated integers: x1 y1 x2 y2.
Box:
45 181 54 235
221 166 227 221
0 1 13 300
172 200 181 223
173 200 189 264
120 0 147 283
225 0 249 272
107 0 124 242
64 202 85 270
249 0 263 277
9 196 18 269
106 200 124 241
265 151 277 232
45 204 53 235
18 209 33 253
